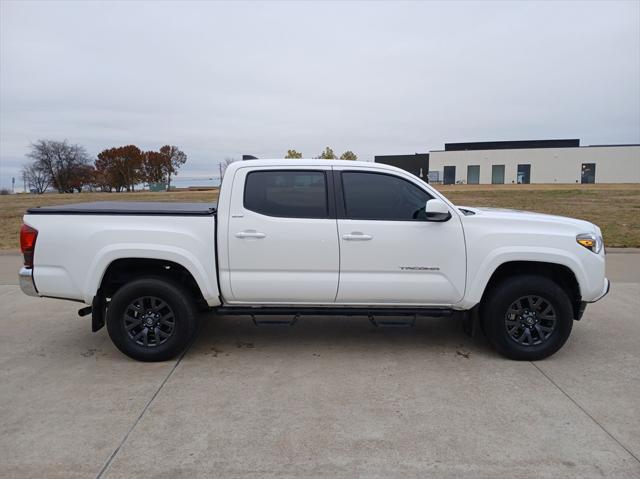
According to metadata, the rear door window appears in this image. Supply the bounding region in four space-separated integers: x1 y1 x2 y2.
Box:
244 170 329 218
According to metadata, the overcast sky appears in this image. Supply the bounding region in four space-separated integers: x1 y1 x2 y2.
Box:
1 0 639 189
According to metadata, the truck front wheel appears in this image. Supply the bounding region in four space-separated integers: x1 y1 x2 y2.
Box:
106 277 199 362
481 275 573 361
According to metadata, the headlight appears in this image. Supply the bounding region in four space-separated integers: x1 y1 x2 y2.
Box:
576 233 603 254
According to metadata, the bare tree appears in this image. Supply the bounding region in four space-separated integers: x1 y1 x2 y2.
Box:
26 140 91 193
219 158 238 180
21 163 52 194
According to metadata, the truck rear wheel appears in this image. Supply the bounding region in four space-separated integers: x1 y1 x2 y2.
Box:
481 275 573 361
106 277 199 362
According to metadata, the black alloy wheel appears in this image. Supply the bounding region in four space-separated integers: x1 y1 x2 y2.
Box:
505 295 557 346
481 275 573 361
106 277 199 362
123 296 176 347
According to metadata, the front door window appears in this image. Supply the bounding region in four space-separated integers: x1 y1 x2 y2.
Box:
341 171 431 221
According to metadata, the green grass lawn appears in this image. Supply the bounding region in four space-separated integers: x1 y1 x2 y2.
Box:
1 183 638 250
437 184 640 248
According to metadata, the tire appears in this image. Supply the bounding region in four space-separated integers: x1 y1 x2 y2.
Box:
106 277 199 362
481 275 573 361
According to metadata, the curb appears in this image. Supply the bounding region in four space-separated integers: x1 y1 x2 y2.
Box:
606 248 640 254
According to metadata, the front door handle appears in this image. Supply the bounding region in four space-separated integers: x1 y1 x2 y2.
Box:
235 231 266 239
342 232 373 241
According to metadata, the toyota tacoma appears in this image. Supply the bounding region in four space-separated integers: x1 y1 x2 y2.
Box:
19 159 609 361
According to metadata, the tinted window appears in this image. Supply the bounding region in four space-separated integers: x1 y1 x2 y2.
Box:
244 170 328 218
341 172 431 221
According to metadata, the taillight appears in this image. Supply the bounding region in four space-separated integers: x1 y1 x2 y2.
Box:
20 224 38 268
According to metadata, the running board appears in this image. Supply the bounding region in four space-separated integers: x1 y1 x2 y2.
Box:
214 306 453 323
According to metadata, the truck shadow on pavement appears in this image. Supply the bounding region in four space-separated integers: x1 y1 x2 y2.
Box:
187 313 496 361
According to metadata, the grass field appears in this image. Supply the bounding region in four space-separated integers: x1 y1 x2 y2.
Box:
1 184 639 250
439 183 640 247
0 190 221 252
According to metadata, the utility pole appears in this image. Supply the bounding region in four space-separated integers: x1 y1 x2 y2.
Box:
219 162 223 185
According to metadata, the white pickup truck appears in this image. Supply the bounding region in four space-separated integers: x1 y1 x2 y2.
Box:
19 159 609 361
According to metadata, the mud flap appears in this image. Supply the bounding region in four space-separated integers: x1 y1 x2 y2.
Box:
91 294 106 332
462 307 480 337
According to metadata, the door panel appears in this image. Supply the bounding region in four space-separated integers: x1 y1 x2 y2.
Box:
467 165 480 184
336 220 466 304
581 163 596 184
517 164 531 184
227 168 339 303
491 165 505 184
443 166 456 185
335 170 466 305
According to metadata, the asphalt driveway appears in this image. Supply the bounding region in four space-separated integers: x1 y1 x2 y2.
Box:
0 252 639 478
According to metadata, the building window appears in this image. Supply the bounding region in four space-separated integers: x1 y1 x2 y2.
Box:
467 165 480 184
581 163 596 184
491 165 505 184
443 166 456 185
517 164 531 184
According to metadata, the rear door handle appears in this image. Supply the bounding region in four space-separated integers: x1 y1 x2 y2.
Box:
235 231 266 239
342 232 373 241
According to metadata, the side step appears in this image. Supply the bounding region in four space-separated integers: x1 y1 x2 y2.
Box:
251 314 300 327
368 315 416 328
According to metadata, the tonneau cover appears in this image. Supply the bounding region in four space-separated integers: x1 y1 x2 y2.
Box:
26 201 217 216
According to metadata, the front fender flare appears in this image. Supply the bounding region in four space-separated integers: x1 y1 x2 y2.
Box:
456 246 586 309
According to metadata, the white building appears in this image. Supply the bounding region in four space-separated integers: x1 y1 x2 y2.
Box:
427 140 640 184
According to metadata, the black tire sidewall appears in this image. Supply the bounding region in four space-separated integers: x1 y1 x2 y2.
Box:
106 277 197 362
482 275 573 361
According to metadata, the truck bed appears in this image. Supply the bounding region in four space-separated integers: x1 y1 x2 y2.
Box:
27 201 217 216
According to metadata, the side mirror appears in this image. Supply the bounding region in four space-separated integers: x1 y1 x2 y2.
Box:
425 198 451 222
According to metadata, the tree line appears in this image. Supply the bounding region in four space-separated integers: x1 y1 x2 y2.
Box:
22 140 187 194
285 147 357 160
22 141 358 193
219 147 358 179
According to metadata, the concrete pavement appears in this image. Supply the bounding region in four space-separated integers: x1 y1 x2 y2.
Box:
0 252 639 478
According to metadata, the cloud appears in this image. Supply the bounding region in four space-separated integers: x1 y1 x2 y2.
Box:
1 0 639 188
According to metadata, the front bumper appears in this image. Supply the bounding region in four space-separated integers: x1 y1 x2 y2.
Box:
589 278 610 303
19 267 39 297
575 278 610 321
